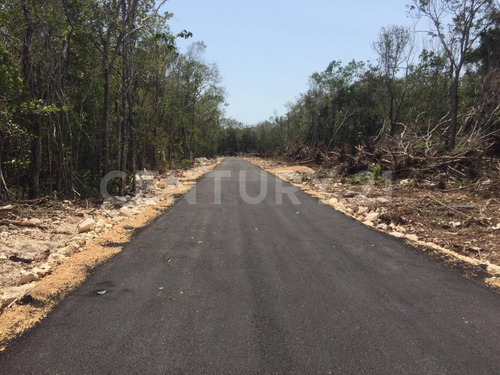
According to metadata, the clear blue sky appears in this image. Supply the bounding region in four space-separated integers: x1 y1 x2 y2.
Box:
162 0 414 125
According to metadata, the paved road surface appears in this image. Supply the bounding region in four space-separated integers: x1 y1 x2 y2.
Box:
1 158 499 374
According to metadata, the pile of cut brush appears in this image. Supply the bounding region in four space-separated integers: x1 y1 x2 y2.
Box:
287 135 500 194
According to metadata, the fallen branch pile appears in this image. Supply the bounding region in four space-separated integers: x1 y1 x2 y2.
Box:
287 135 500 191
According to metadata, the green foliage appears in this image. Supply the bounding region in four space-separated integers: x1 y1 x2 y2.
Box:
0 0 498 200
372 164 381 181
0 44 22 99
20 100 67 115
0 0 226 199
216 4 499 157
345 171 372 185
178 159 193 170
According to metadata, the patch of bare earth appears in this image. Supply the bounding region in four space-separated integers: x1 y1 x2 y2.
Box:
0 157 222 350
245 157 500 289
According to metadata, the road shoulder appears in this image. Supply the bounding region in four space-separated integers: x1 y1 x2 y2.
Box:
245 156 500 291
0 158 222 350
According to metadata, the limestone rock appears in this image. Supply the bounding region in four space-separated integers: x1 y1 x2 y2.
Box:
390 231 405 238
47 253 66 265
32 263 51 278
357 206 369 215
406 234 419 242
29 218 43 225
57 246 76 257
6 241 57 263
377 224 389 231
145 198 158 206
0 282 36 310
365 211 380 222
328 198 339 205
18 271 38 285
119 207 133 217
77 218 96 233
95 219 106 228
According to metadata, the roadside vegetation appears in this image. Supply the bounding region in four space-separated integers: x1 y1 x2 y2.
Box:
221 1 500 275
0 0 225 201
0 1 498 263
1 1 499 203
219 1 500 175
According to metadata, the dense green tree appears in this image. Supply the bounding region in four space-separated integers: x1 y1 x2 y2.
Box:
1 1 498 200
0 44 23 198
0 0 226 200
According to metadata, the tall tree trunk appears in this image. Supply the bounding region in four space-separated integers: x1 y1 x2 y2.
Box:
127 85 135 192
102 44 111 175
21 0 42 199
117 0 139 194
119 39 128 195
0 140 12 200
28 120 42 199
116 97 122 170
449 75 459 149
389 91 395 136
119 94 127 194
190 96 196 160
168 116 175 169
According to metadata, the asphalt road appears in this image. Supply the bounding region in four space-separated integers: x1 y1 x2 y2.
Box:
1 158 499 374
